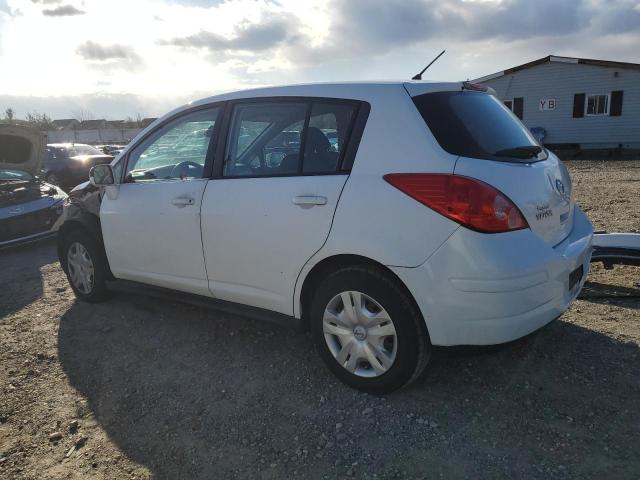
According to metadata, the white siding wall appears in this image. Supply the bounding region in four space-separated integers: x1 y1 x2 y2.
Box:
481 62 640 147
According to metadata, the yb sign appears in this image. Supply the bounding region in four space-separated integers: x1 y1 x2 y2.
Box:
539 98 556 111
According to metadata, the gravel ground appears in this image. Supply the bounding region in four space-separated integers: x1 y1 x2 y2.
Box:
1 160 639 480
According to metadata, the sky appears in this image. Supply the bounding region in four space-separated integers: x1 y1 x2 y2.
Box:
1 0 639 119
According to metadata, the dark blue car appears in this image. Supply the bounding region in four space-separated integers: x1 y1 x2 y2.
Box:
43 143 113 191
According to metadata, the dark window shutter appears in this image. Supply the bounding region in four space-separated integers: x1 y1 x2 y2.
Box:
610 90 623 116
573 93 585 118
513 97 524 120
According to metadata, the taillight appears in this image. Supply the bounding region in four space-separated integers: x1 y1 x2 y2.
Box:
383 173 528 233
462 81 488 92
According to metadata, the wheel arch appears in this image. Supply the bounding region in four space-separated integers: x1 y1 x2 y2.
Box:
297 254 426 333
57 213 113 279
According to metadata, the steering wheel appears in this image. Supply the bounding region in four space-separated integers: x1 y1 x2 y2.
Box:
170 161 203 179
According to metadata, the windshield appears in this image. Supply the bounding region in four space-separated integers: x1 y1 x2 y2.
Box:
412 91 546 162
68 145 102 156
0 169 34 181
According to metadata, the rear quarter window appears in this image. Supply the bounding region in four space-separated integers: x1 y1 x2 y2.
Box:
412 91 545 162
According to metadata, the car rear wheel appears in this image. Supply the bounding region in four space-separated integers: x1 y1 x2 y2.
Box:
63 230 111 303
310 265 430 394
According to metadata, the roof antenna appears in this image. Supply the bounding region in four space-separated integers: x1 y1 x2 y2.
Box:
412 50 446 81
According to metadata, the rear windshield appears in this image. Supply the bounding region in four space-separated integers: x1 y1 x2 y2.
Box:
0 134 32 164
412 91 546 162
68 145 102 156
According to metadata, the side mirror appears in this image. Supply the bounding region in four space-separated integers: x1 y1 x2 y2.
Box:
90 164 115 186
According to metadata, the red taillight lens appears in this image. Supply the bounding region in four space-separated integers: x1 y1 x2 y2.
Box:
383 173 528 233
462 81 488 92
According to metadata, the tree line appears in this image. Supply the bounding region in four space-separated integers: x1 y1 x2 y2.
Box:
2 108 57 131
2 108 148 130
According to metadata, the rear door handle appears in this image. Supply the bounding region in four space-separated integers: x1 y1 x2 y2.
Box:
292 195 328 206
171 196 195 207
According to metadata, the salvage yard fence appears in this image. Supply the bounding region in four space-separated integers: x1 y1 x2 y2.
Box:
46 128 143 145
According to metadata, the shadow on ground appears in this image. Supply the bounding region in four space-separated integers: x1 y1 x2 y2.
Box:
579 280 640 309
0 238 57 317
57 290 640 479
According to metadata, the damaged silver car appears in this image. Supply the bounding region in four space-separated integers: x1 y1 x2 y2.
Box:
0 124 67 248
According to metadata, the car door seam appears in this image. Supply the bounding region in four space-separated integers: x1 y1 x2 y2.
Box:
199 179 214 296
291 174 351 317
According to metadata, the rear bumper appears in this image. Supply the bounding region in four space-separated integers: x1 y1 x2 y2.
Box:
390 208 593 346
591 233 640 267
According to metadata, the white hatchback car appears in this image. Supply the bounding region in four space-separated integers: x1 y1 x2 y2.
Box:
58 81 593 393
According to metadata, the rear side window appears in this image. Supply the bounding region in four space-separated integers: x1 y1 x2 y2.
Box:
224 103 307 177
48 148 69 160
412 91 545 162
303 103 354 173
223 101 357 177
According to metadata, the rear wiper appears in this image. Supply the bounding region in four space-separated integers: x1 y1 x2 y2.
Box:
494 145 542 159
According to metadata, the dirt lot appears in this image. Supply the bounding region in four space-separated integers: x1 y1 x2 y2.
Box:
1 160 639 479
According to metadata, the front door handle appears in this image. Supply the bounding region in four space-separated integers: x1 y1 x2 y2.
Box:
171 196 195 207
292 195 328 206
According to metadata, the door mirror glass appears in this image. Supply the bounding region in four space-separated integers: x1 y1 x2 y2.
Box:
90 164 115 186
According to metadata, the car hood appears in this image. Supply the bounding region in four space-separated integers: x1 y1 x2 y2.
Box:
0 124 46 176
0 177 66 209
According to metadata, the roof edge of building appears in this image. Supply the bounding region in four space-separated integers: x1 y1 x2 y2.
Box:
474 55 640 83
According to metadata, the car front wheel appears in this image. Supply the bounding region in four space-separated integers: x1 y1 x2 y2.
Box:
62 230 111 303
310 265 430 394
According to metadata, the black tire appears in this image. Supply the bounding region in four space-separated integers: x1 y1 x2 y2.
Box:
61 229 111 303
310 265 430 394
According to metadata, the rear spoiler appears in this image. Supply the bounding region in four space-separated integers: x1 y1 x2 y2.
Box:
461 82 497 96
591 232 640 268
403 81 497 98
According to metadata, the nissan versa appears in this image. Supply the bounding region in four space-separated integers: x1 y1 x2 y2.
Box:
57 81 593 393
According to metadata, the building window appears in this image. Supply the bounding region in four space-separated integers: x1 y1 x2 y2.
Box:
586 94 609 116
512 97 524 120
503 100 513 111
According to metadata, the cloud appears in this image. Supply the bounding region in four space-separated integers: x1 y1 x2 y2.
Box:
281 0 640 67
459 0 591 40
76 41 138 61
76 41 144 71
1 0 22 17
589 0 640 34
164 0 225 5
155 0 614 71
42 4 85 16
147 0 640 89
2 0 640 114
160 12 300 53
312 0 589 56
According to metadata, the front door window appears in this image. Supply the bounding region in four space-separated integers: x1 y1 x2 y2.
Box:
125 108 220 182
